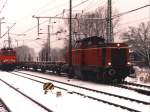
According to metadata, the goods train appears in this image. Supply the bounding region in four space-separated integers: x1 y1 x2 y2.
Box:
0 48 17 71
19 36 135 83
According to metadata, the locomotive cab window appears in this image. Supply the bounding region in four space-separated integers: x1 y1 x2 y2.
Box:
98 41 104 45
87 41 92 46
74 41 82 48
1 51 16 56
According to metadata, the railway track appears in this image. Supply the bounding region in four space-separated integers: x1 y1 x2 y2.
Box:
10 71 150 112
122 84 150 92
0 98 11 112
20 69 150 96
0 78 53 112
123 81 150 89
116 84 150 95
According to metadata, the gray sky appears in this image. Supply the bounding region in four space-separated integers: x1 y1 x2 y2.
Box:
0 0 149 52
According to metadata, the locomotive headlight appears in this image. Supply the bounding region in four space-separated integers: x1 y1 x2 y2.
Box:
108 62 112 66
129 49 132 53
117 43 120 47
127 62 131 65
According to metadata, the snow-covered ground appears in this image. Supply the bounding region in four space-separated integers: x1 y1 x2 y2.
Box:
14 70 150 102
0 70 150 112
0 71 129 112
0 80 48 112
126 66 150 85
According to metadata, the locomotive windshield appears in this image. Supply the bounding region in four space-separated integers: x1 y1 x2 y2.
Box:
0 48 16 56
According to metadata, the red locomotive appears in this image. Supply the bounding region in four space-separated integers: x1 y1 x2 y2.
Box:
65 36 134 82
0 48 17 71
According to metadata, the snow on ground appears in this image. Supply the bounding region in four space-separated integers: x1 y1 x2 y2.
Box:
0 80 48 112
0 71 132 112
9 71 150 112
126 66 150 85
19 70 150 103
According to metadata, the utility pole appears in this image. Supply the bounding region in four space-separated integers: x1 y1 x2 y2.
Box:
1 22 16 38
69 0 72 69
0 17 5 38
5 23 16 48
47 24 50 61
37 18 40 36
7 26 11 48
106 0 113 43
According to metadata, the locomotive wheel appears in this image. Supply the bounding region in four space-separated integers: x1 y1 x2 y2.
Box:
74 68 83 79
68 67 74 78
41 68 45 72
56 67 61 75
82 71 88 81
102 70 114 83
74 68 88 80
85 71 97 82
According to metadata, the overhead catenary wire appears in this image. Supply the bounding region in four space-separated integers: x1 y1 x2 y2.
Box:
9 1 149 49
115 17 149 28
34 0 85 16
16 5 149 50
113 4 150 34
34 0 61 15
13 1 149 47
0 0 8 14
114 17 150 35
113 4 150 18
22 0 91 34
13 0 61 23
1 23 16 38
4 0 70 32
22 3 150 35
83 0 106 13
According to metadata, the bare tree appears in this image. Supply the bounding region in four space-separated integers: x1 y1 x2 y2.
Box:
51 48 65 61
15 46 35 62
38 43 48 61
39 42 66 62
122 21 150 67
64 6 120 41
76 7 107 38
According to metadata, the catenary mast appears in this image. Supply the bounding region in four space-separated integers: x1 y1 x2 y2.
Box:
106 0 113 42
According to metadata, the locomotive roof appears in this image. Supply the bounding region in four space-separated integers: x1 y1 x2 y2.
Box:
77 36 105 43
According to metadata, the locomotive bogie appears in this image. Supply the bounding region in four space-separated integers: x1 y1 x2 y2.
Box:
71 65 133 83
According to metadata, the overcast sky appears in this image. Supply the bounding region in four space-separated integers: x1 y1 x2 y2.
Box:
0 0 149 52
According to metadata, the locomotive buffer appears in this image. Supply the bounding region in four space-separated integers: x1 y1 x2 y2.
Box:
43 82 54 94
